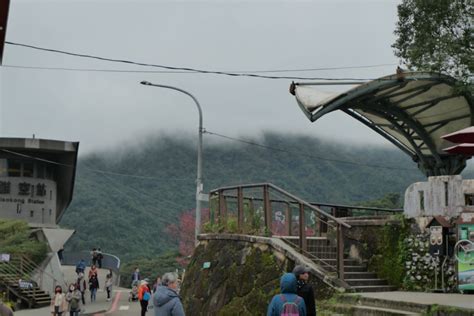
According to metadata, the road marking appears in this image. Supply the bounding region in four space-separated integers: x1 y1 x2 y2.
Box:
119 306 129 310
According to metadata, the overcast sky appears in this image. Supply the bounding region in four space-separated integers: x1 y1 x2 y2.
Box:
0 0 401 154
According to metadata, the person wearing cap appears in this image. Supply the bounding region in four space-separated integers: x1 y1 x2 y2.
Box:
138 279 151 316
293 265 316 316
267 273 306 316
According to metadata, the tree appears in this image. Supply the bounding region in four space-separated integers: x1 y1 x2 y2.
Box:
392 0 473 83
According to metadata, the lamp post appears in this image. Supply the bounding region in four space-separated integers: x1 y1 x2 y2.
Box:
140 80 204 245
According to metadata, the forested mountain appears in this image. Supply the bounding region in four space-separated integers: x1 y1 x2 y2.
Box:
60 132 444 261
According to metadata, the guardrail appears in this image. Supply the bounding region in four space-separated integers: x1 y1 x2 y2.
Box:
62 251 121 285
208 183 351 279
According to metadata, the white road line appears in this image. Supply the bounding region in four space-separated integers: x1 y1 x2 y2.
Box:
119 306 130 310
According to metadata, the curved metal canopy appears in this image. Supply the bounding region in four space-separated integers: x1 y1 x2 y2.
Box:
292 72 474 176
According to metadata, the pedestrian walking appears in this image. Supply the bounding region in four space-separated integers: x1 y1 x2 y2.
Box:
153 272 185 316
75 259 86 275
88 264 98 279
76 272 87 305
88 274 99 303
152 275 161 293
267 273 306 316
131 267 141 286
50 285 68 316
105 270 113 301
293 265 316 316
97 248 103 268
138 279 151 316
91 248 98 266
65 283 82 316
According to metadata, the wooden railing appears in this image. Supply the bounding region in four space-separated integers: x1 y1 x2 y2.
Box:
208 183 352 280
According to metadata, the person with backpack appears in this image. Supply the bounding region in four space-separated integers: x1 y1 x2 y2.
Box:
267 273 306 316
138 279 151 316
293 265 316 316
65 283 82 316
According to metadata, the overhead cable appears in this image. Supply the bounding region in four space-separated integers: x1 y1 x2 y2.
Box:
2 63 396 74
5 41 391 81
203 130 418 172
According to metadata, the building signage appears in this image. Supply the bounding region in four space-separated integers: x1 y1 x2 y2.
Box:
0 180 47 205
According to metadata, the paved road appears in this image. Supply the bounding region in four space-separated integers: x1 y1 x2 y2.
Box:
14 266 137 316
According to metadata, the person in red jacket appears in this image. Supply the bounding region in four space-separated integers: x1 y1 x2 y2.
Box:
138 279 151 316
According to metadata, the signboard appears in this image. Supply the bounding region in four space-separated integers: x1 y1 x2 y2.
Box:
0 253 10 262
202 261 211 269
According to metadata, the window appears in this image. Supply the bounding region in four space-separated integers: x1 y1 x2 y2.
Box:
29 210 34 218
45 166 54 180
23 162 34 177
419 191 424 211
8 160 21 177
0 159 7 177
444 182 449 207
36 163 45 179
465 194 474 206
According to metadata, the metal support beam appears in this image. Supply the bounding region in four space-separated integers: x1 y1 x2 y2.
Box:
337 224 344 280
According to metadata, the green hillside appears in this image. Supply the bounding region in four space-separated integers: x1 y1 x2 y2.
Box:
60 132 429 261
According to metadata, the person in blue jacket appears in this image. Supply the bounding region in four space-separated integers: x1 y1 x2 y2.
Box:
267 273 306 316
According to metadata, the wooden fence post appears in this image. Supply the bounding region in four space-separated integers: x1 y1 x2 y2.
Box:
237 187 244 232
263 185 272 236
299 203 307 252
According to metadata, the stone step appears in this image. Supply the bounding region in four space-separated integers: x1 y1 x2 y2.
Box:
344 265 368 272
345 279 389 287
339 295 429 314
329 303 421 316
344 272 378 279
351 285 398 292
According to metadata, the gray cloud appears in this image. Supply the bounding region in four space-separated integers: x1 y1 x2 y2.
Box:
1 0 401 154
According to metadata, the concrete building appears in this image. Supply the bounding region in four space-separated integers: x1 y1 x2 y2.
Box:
404 175 474 218
0 137 79 293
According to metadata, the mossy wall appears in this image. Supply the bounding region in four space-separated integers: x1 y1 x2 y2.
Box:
181 238 292 315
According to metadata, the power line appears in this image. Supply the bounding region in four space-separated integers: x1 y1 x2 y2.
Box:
2 63 397 74
204 130 418 172
4 41 390 81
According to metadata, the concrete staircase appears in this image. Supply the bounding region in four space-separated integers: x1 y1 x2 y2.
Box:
282 236 397 292
0 256 51 308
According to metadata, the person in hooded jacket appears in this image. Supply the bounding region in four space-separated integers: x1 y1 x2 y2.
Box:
267 273 306 316
293 265 316 316
153 272 185 316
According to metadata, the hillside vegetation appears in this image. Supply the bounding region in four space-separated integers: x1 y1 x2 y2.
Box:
61 133 429 261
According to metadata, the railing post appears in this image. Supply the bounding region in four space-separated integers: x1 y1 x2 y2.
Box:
237 187 244 232
299 203 307 252
263 185 272 236
285 203 291 236
218 190 226 225
337 224 344 280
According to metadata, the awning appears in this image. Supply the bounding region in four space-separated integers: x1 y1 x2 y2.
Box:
291 72 474 176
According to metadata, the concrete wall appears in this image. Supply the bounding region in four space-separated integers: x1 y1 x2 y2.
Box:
32 253 66 294
404 175 474 218
0 177 56 226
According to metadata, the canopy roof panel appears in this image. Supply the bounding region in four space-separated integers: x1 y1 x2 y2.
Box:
292 72 474 176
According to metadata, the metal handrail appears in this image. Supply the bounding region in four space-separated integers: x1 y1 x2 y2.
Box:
210 182 351 228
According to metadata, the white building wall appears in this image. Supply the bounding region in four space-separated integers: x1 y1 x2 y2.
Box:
404 175 474 218
0 177 57 226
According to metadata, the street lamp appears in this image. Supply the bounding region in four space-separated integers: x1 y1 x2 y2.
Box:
140 80 204 245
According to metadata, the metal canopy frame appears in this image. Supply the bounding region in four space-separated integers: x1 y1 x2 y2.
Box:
293 72 474 176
